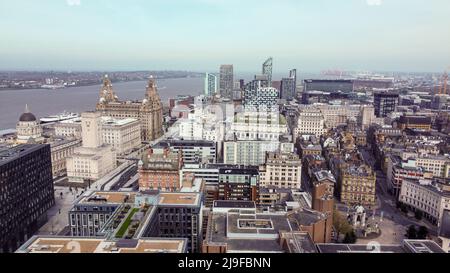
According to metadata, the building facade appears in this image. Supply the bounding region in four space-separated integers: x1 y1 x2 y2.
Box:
374 91 399 118
218 166 259 201
0 145 55 252
96 75 163 142
204 73 218 96
219 65 234 99
259 152 302 190
16 105 44 144
138 148 183 192
100 117 141 155
50 138 82 179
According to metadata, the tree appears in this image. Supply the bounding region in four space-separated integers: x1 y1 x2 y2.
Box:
406 225 417 239
417 226 429 239
333 209 353 240
415 210 423 221
343 231 357 244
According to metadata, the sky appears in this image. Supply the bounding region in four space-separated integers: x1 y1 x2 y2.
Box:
0 0 450 73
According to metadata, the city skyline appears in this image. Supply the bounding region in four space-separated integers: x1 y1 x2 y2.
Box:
1 0 450 72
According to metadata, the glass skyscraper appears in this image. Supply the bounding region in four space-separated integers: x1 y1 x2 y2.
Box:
204 73 218 96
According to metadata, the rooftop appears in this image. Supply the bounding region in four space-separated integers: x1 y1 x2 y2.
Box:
77 191 137 205
0 144 48 166
158 192 201 207
17 237 187 253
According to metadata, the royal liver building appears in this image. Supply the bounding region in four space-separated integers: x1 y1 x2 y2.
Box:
96 75 163 141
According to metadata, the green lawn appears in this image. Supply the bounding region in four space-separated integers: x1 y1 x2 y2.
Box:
115 208 139 238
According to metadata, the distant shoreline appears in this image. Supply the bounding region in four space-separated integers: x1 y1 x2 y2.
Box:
0 76 202 92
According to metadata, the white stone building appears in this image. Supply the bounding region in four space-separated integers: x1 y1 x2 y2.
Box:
399 179 450 226
16 105 44 144
66 112 117 185
294 106 326 139
259 152 302 190
100 117 141 155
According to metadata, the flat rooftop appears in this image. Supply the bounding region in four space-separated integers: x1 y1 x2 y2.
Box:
158 192 201 207
17 237 187 253
77 191 137 205
0 144 48 166
213 200 256 209
316 243 405 253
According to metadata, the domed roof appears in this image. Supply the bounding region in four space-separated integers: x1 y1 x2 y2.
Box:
19 104 37 122
19 112 37 122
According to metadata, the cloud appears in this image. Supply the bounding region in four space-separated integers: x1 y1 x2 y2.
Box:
366 0 383 6
67 0 81 6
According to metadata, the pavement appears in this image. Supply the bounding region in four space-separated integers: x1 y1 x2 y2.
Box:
37 186 81 236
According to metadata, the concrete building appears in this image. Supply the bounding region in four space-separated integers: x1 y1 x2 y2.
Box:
259 152 302 190
229 112 288 141
54 119 82 139
66 112 117 185
202 204 331 253
153 139 217 164
100 117 141 155
314 104 361 129
96 75 163 142
0 145 55 252
65 190 202 253
50 138 82 178
399 178 450 226
17 236 188 253
294 107 326 139
223 140 281 166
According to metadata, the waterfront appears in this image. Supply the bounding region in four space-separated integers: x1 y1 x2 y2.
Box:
0 77 203 130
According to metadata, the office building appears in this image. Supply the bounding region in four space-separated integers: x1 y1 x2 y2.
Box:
153 139 217 164
374 91 399 118
281 77 296 100
219 65 234 99
50 138 82 178
294 107 326 139
243 87 280 112
0 144 55 252
66 112 117 185
96 75 163 141
259 152 302 190
304 79 354 93
100 117 141 155
399 178 450 226
218 166 259 201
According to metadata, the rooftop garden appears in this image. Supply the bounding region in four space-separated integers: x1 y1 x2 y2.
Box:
115 208 139 239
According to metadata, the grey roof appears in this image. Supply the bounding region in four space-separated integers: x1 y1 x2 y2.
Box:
19 112 37 122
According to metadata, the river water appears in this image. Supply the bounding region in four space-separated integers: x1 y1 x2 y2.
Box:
0 77 203 130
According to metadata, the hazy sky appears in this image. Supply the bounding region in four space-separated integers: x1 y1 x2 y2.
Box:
1 0 450 73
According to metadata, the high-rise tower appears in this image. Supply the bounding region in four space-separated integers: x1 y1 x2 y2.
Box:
262 57 273 87
219 65 234 99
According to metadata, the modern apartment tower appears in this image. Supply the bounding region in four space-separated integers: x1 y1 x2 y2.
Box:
0 144 55 253
374 91 399 118
262 57 273 87
204 73 218 96
219 65 234 99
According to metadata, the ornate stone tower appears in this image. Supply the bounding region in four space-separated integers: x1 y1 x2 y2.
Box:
96 75 163 142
